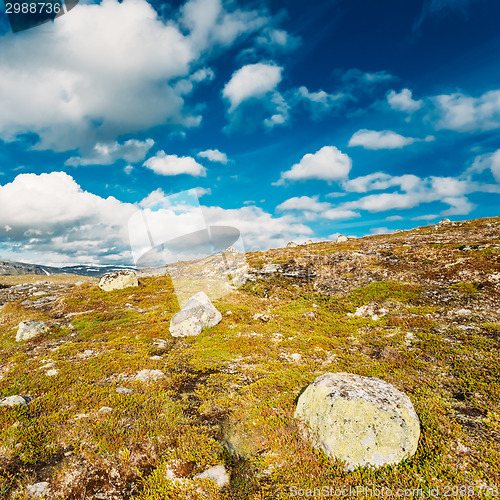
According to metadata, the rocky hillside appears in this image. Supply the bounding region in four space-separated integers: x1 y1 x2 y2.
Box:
0 216 499 499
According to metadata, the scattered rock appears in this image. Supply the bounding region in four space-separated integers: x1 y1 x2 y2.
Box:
294 372 420 469
98 406 113 413
169 291 222 337
16 320 49 342
98 270 138 292
303 311 316 319
26 481 50 498
336 235 348 243
135 369 165 382
286 242 298 247
0 395 33 407
194 465 230 488
304 240 314 245
252 313 270 322
45 368 59 377
260 263 281 274
116 387 132 395
349 303 388 321
438 218 451 225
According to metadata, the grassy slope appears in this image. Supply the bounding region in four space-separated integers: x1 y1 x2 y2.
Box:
0 217 499 499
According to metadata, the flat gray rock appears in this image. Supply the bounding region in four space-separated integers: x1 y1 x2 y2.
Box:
169 291 222 337
194 465 230 488
16 321 49 342
26 481 49 498
294 372 420 469
0 395 33 407
99 270 138 291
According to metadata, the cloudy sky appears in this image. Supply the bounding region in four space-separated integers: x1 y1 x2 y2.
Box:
0 0 499 266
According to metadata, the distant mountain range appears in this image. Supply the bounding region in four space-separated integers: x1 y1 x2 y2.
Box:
0 259 136 277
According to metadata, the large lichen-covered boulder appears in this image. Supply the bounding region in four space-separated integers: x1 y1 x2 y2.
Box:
169 291 222 337
16 321 49 342
294 372 420 469
98 270 138 291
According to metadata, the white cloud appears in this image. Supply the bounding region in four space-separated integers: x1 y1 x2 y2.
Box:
0 172 315 265
65 138 154 166
223 63 283 111
124 165 134 175
0 0 281 151
370 227 392 235
434 90 500 132
348 129 420 149
276 196 331 212
295 86 344 112
197 149 229 164
276 195 359 221
263 92 290 128
143 151 207 176
387 88 423 113
385 215 404 221
255 28 301 52
344 172 422 193
276 146 352 184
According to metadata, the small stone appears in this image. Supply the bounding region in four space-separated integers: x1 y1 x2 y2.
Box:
194 465 230 488
303 311 316 319
336 235 348 243
45 368 59 377
26 481 49 498
98 406 113 413
16 321 49 342
456 308 472 315
438 218 451 225
286 241 298 247
150 355 162 360
116 387 132 395
169 292 222 338
135 369 165 382
0 395 33 407
252 313 270 322
98 270 138 292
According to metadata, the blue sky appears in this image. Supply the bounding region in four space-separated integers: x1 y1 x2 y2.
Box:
0 0 499 266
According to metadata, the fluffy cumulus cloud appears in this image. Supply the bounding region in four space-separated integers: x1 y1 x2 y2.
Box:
0 172 313 265
0 0 281 151
343 172 422 193
348 130 421 149
338 170 498 216
143 151 207 176
197 149 229 164
0 172 136 264
66 139 154 166
465 149 500 183
387 89 424 113
434 89 500 132
276 196 331 212
222 63 283 111
276 146 352 184
276 195 359 221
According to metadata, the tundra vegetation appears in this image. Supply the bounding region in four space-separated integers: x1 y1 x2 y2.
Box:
0 217 499 499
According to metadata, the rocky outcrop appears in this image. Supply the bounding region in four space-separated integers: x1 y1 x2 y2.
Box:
98 270 138 291
294 372 420 469
169 291 222 337
0 395 33 407
336 235 348 243
16 321 49 342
